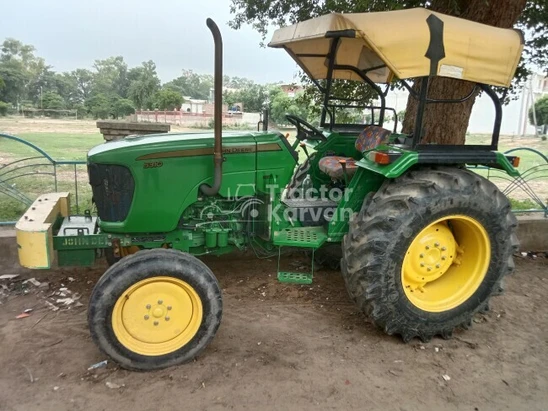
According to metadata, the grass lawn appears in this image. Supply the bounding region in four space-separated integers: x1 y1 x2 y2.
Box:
1 132 103 161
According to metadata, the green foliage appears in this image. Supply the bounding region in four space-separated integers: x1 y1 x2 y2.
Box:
92 56 129 98
112 97 135 118
509 198 540 211
164 70 213 100
85 93 111 119
230 0 548 103
127 60 161 109
224 83 268 112
41 91 65 110
84 94 134 119
268 86 308 125
529 96 548 130
0 100 9 116
154 88 184 110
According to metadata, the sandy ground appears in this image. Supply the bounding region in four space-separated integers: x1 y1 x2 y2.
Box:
0 117 202 135
0 253 547 411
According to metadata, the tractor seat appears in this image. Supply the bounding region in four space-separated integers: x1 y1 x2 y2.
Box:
318 125 391 180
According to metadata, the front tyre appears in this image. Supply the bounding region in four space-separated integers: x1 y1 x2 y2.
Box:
88 249 222 370
341 167 518 342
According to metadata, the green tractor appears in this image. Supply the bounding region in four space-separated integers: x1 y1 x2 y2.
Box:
16 9 523 370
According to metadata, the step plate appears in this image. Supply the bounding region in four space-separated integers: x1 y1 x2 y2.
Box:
273 226 327 248
277 271 313 285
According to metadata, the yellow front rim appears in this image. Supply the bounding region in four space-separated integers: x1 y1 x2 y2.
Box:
401 215 491 313
112 277 203 356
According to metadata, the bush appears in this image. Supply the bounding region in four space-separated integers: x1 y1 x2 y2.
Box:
0 101 9 116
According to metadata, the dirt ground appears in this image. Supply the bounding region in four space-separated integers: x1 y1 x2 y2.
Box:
0 252 547 411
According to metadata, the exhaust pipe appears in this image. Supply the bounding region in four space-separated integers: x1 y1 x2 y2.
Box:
200 18 224 197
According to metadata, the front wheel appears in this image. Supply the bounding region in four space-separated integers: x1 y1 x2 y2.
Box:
88 249 222 370
341 167 518 342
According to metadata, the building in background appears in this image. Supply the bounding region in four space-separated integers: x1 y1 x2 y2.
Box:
280 84 303 98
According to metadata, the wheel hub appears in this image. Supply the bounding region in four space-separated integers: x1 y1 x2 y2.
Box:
403 223 456 287
112 277 203 355
401 215 491 313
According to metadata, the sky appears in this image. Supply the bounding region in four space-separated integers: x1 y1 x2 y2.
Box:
1 0 539 135
0 0 299 84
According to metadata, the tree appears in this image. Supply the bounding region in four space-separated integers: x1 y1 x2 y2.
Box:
163 70 213 100
224 82 268 112
0 38 51 107
154 88 184 110
230 0 547 144
112 97 135 119
92 56 129 99
269 86 308 125
127 60 161 109
0 101 9 116
41 91 65 110
70 69 94 103
85 93 111 119
529 96 548 135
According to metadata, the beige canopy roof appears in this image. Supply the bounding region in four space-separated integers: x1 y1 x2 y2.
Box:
268 8 524 87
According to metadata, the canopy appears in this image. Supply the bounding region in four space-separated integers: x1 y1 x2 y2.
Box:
268 8 524 87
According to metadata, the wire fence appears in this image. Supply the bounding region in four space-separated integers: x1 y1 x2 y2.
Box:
0 133 87 225
0 133 546 226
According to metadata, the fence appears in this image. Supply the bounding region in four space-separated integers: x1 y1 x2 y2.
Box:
468 147 548 217
0 133 546 225
132 110 261 128
0 133 87 225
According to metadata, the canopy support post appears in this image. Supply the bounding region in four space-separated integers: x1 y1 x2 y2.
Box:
320 38 340 129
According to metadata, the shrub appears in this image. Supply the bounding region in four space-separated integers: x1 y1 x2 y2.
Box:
0 101 9 116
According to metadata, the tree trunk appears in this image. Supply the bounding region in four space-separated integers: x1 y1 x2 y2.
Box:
401 0 527 144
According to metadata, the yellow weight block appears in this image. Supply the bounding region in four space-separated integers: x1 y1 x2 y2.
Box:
15 192 70 269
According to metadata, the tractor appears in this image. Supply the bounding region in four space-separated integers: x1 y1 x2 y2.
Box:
15 8 523 370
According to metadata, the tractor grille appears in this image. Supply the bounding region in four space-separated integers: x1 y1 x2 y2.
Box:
88 163 135 222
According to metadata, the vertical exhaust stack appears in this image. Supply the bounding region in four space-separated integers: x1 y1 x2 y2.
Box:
200 18 224 196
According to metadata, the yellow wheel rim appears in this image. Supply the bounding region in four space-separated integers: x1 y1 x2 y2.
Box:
112 277 203 356
401 215 491 313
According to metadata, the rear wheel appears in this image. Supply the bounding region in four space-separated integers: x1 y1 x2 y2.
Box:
341 167 518 342
88 249 222 370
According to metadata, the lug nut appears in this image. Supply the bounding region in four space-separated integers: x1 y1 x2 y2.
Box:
419 254 424 258
436 264 440 268
144 315 149 320
420 263 425 267
146 304 151 309
434 242 440 247
441 247 447 251
167 306 172 310
442 256 446 261
153 321 159 326
158 300 163 305
425 245 430 250
165 317 170 321
427 267 432 272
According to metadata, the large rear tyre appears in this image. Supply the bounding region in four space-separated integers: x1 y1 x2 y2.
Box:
88 249 222 370
341 167 518 342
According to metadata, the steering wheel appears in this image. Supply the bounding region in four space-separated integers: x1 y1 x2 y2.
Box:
285 114 327 142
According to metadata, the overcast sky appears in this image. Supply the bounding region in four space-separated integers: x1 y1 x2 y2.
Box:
1 0 299 84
